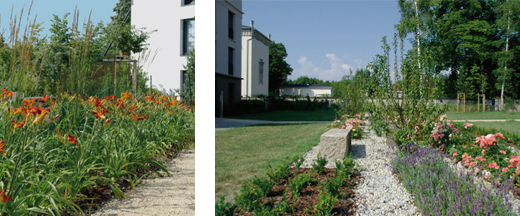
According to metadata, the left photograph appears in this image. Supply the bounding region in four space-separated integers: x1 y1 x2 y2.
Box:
0 0 195 215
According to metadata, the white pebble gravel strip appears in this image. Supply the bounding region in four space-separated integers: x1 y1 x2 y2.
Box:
294 128 421 216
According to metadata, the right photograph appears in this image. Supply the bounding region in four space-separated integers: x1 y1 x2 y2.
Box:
214 0 520 215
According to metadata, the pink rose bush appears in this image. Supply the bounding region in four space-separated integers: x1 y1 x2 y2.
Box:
326 114 365 139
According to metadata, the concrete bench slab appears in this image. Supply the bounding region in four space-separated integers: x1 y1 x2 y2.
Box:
320 129 351 162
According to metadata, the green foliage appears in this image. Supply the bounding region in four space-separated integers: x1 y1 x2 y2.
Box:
250 176 273 197
320 170 345 198
234 181 265 212
112 24 155 54
311 151 328 174
269 41 293 93
181 49 195 105
287 76 324 84
111 0 132 25
265 163 290 184
215 196 237 216
292 154 305 169
313 188 337 216
333 69 369 117
366 35 446 146
288 172 313 200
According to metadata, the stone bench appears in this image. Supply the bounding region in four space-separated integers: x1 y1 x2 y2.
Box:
320 129 351 162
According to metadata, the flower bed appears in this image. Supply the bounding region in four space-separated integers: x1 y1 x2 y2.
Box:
326 114 365 139
216 154 360 215
390 143 518 215
0 88 194 215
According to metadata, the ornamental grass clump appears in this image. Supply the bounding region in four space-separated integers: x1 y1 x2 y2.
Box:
390 143 518 215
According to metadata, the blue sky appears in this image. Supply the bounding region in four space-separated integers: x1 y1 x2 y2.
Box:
242 0 413 82
1 0 118 38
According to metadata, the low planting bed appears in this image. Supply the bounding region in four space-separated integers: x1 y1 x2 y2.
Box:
216 154 361 215
0 88 194 215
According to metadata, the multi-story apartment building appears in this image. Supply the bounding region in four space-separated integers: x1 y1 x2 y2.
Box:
241 21 270 97
215 0 243 108
132 0 195 94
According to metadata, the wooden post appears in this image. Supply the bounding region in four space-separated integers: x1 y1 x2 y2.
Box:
114 59 118 96
132 60 137 95
150 75 152 94
483 94 486 112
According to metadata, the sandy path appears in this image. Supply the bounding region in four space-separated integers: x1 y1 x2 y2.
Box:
93 148 195 216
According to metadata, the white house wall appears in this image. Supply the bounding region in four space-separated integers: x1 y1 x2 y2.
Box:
241 33 269 97
215 0 242 78
132 0 195 94
280 88 332 97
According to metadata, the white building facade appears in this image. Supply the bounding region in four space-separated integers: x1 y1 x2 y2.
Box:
241 22 270 97
280 84 334 97
131 0 195 94
215 0 243 106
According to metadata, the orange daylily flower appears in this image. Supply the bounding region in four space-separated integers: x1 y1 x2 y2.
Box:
8 107 22 116
0 189 13 203
91 109 109 119
128 106 137 111
38 94 50 102
155 100 162 105
67 134 79 147
2 88 13 100
130 113 149 121
106 95 116 100
161 96 168 101
121 92 132 101
32 110 49 125
23 98 36 107
116 101 125 108
11 119 25 129
145 95 154 101
0 141 5 156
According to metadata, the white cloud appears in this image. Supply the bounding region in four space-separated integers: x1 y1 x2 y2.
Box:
290 53 353 81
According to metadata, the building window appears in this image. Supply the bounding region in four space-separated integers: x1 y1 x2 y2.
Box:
259 59 264 85
183 0 194 5
182 19 195 55
228 11 234 40
228 47 234 75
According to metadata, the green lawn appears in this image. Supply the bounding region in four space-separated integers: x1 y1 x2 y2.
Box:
229 109 336 121
215 123 327 202
466 121 520 135
445 111 520 120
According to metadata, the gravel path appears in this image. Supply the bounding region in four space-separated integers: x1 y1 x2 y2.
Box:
93 148 195 216
294 128 420 216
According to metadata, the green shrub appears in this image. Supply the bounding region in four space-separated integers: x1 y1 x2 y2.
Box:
312 151 328 174
265 163 290 183
215 196 237 216
292 154 305 169
288 172 313 200
313 188 337 216
250 176 273 197
234 182 265 212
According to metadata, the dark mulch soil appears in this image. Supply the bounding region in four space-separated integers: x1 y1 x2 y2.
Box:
51 142 192 216
235 168 362 215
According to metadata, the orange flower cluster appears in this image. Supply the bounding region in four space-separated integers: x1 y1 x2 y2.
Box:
1 88 13 100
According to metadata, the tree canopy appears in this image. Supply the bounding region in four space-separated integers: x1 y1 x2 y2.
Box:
269 41 293 93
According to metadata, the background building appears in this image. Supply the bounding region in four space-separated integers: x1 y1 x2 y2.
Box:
280 84 334 97
241 22 270 97
132 0 195 94
215 0 243 108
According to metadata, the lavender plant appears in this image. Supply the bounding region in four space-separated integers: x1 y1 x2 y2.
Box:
390 143 518 215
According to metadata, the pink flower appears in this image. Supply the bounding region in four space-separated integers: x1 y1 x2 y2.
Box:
453 151 458 157
502 167 508 172
482 150 486 155
341 125 346 129
495 132 505 139
489 162 499 169
501 150 507 155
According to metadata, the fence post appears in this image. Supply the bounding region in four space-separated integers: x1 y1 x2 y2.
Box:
114 59 118 96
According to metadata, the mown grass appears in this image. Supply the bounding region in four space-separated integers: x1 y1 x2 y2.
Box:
229 109 336 121
215 123 327 202
445 111 520 120
465 121 520 135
